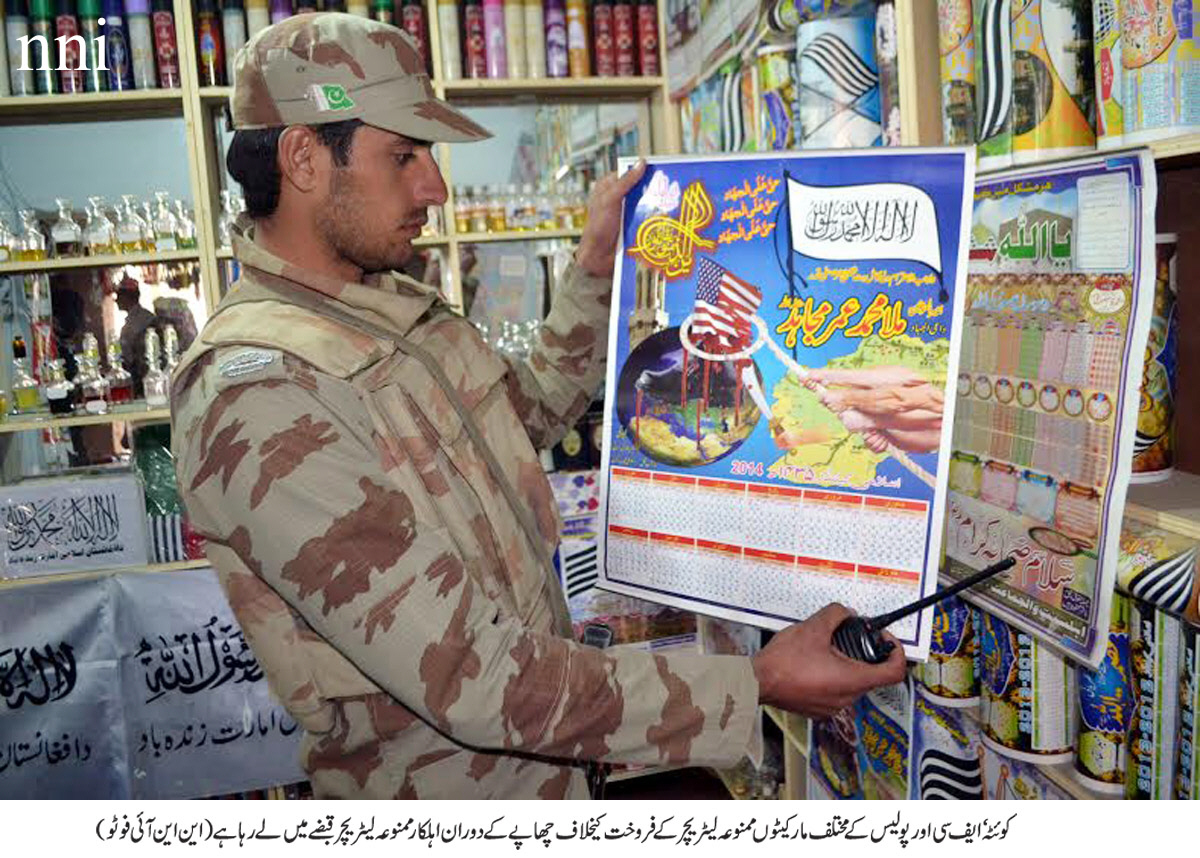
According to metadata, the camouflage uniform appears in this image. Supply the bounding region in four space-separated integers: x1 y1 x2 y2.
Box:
172 13 759 799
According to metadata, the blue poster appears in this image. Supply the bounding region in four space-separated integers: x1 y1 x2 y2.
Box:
599 149 975 658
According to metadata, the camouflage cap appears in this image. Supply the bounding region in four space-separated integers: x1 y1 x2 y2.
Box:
231 12 490 144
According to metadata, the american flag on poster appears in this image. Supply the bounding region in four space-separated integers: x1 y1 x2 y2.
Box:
691 258 762 361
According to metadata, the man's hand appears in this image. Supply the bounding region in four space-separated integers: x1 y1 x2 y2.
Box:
574 160 648 278
751 603 907 719
804 366 944 453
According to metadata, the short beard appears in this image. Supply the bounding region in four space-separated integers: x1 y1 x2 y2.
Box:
316 167 413 276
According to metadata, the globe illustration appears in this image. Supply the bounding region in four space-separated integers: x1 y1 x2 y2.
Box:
616 327 763 467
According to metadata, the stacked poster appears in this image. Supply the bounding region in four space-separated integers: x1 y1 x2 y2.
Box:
946 152 1156 667
599 149 975 658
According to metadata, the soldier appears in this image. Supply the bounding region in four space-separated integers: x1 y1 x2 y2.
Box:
172 12 906 799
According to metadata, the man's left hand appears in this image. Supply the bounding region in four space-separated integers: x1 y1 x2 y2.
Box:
574 159 648 278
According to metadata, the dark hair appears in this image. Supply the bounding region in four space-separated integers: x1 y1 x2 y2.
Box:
225 119 364 219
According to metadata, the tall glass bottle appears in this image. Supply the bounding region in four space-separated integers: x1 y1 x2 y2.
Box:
55 0 85 93
139 199 157 250
217 189 237 249
29 0 58 93
151 191 178 251
150 0 179 86
51 199 83 257
10 335 44 414
18 210 47 262
77 0 107 91
461 0 486 78
106 342 134 404
143 328 169 408
222 0 247 86
162 323 179 371
544 0 567 77
101 0 135 91
196 0 224 86
523 0 544 78
436 0 460 80
126 0 156 89
173 200 197 249
85 196 117 255
7 0 36 96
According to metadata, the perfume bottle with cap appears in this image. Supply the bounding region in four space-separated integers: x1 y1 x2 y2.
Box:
143 328 169 408
10 335 43 414
51 198 83 258
77 355 110 414
85 197 118 256
43 359 75 416
106 342 134 405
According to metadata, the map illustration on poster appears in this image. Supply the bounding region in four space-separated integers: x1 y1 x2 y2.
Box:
598 149 975 659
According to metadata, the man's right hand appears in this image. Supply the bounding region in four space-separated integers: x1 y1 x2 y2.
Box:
751 603 907 719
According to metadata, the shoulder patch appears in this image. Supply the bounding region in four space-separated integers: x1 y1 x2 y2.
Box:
214 347 286 390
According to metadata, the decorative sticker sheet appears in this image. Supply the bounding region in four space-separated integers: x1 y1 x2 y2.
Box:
946 151 1156 667
599 149 975 659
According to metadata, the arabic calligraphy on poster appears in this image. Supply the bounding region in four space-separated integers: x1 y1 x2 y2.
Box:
946 153 1154 667
0 568 303 798
602 150 974 656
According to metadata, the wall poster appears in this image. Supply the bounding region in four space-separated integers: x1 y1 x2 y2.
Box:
599 149 976 659
946 151 1156 667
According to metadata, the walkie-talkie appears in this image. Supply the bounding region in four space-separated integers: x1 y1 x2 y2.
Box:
832 557 1017 664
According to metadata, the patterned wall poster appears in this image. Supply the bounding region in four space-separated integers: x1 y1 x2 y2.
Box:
945 151 1156 667
600 149 975 659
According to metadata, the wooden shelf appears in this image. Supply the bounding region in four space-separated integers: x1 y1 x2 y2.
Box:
764 706 808 759
0 250 200 276
1147 133 1200 168
1126 470 1200 541
0 558 210 591
199 86 233 104
442 76 664 101
0 406 171 434
455 228 582 243
0 89 185 125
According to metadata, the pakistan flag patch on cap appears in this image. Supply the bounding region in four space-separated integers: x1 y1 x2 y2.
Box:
311 83 356 112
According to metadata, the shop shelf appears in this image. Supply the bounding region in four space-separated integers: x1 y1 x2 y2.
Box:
1147 133 1200 167
0 249 200 276
764 705 808 758
198 86 234 105
1126 470 1200 541
442 76 665 101
0 405 171 434
0 558 210 591
0 89 185 125
455 228 583 243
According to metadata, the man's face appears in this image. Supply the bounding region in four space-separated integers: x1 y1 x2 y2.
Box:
315 125 448 275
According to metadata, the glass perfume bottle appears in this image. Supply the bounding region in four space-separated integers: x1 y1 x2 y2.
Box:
43 359 75 416
217 189 237 249
152 191 178 251
140 200 158 252
116 195 147 253
85 197 118 256
173 200 197 249
77 355 110 414
0 215 14 263
106 342 134 405
162 323 180 370
10 335 44 413
51 199 83 258
17 210 48 262
143 328 169 408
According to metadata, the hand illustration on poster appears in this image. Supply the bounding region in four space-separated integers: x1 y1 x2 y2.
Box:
601 149 976 658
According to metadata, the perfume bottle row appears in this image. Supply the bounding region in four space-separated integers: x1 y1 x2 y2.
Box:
9 325 174 418
0 194 198 263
